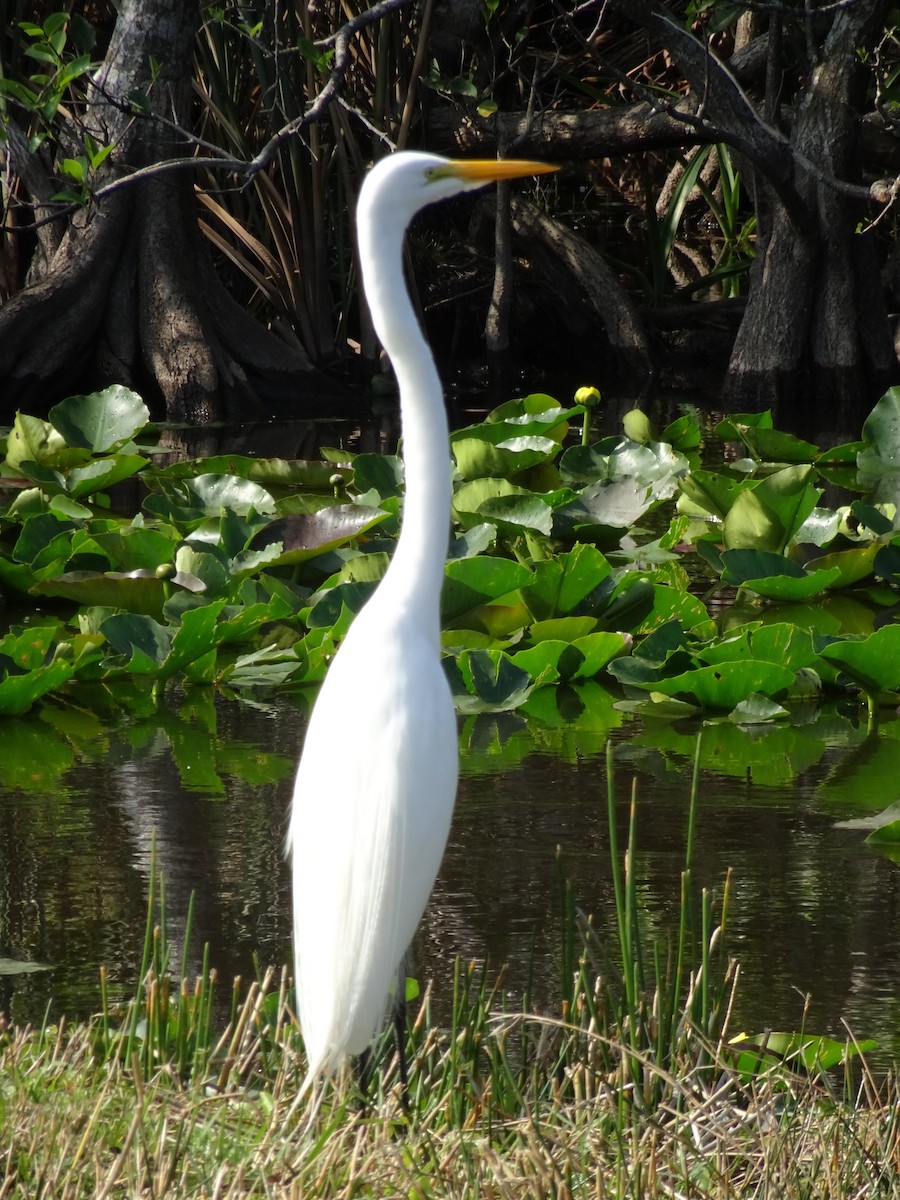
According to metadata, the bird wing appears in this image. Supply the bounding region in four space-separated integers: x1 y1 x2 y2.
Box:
289 612 457 1081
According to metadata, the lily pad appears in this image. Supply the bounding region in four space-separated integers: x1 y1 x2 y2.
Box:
445 648 533 713
33 571 176 620
249 504 388 564
817 624 900 693
520 544 613 622
452 433 559 480
719 546 841 600
49 385 150 452
648 660 795 710
442 557 533 626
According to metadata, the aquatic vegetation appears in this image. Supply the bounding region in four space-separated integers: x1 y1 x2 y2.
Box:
2 384 900 731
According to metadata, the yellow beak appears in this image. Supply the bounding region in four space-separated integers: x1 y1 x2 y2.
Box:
444 158 559 183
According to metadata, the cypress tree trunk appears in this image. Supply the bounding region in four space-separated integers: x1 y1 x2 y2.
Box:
0 0 316 422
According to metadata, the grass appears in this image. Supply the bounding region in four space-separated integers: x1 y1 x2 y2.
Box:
2 747 900 1197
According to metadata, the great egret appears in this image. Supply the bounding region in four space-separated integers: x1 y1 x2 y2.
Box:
288 151 557 1095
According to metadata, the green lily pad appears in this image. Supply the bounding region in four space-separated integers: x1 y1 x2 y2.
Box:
451 433 559 480
865 818 900 845
0 657 75 716
722 423 820 463
678 469 752 520
100 612 174 673
728 1031 875 1077
553 477 654 538
649 660 796 709
860 386 900 470
715 411 774 440
520 543 613 621
20 453 147 498
476 492 554 536
352 453 404 497
444 648 533 713
482 393 579 440
442 557 533 626
722 466 819 553
156 455 342 489
32 571 174 620
249 504 387 565
3 411 73 471
726 565 842 602
817 624 900 693
804 543 880 589
49 385 150 451
509 640 568 686
528 616 599 643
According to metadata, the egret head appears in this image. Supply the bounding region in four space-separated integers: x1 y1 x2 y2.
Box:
360 151 558 226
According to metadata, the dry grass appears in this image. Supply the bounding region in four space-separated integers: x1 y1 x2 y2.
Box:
2 981 900 1200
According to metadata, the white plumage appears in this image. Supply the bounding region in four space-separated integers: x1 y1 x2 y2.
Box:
288 151 556 1094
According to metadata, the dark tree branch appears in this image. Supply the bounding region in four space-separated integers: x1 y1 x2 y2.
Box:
244 0 413 180
1 0 416 234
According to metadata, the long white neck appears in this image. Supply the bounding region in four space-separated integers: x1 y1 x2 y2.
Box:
357 199 450 647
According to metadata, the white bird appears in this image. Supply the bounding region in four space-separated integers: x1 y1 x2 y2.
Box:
288 150 558 1095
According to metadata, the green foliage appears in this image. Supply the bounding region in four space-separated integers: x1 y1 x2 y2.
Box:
0 11 102 199
4 385 900 734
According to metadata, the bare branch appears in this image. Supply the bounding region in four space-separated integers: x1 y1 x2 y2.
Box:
244 0 413 179
1 0 415 233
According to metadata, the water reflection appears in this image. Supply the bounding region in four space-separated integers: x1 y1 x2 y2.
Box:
1 693 899 1065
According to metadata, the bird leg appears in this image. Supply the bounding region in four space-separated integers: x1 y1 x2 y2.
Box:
393 998 410 1114
355 1047 373 1112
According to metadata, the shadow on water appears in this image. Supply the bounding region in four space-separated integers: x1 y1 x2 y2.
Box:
2 690 900 1066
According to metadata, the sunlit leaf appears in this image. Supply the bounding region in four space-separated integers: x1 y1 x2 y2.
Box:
520 544 613 622
817 625 900 694
728 1031 876 1077
442 557 533 625
2 412 71 471
49 386 150 452
452 433 559 480
646 661 795 709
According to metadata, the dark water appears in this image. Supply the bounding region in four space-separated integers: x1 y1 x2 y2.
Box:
2 690 899 1064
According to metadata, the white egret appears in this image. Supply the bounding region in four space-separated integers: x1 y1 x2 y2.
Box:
288 151 558 1095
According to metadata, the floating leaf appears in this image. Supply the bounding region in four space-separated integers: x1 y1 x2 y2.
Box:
100 613 174 672
48 385 150 452
720 550 841 600
20 453 147 497
452 433 559 480
646 660 795 710
553 477 654 539
804 543 879 589
156 455 342 489
520 543 613 621
817 625 900 694
442 557 533 626
445 648 532 713
860 386 900 470
0 658 75 716
3 411 72 471
728 1031 876 1077
33 571 174 619
723 466 819 553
